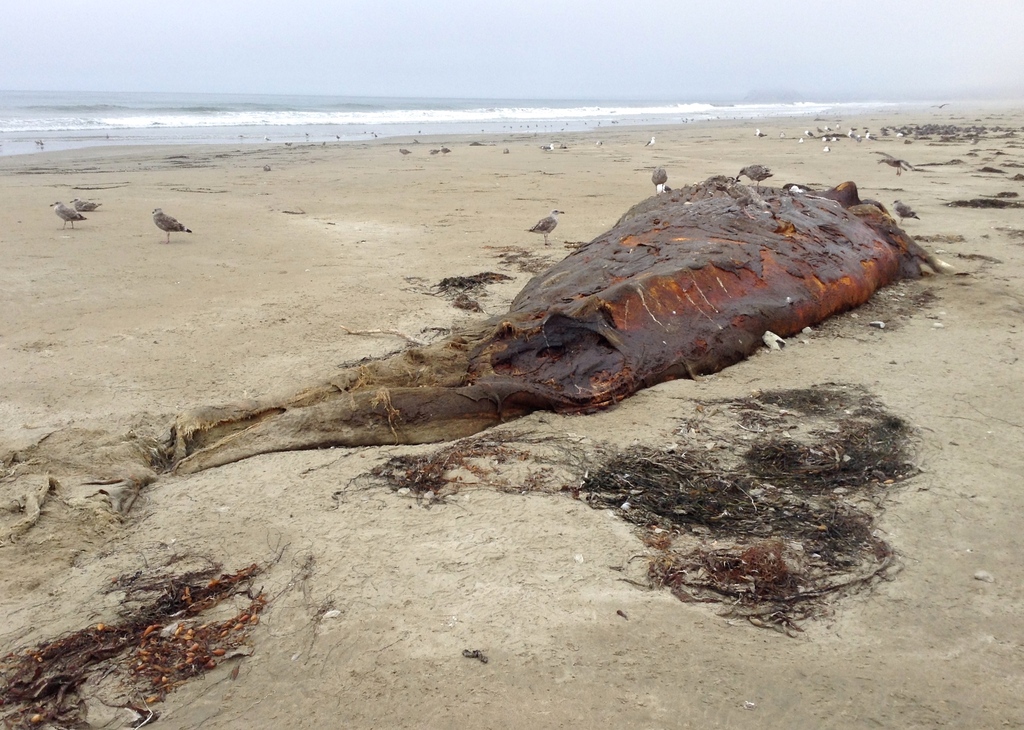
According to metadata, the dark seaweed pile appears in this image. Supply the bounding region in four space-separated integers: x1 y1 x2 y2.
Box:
1 563 266 728
579 386 915 632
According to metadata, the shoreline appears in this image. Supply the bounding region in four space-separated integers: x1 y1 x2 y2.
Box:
1 97 985 158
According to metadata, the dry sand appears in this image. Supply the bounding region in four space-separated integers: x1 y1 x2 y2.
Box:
2 106 1024 728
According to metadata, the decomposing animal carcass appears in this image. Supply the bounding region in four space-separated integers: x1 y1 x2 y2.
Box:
170 177 948 473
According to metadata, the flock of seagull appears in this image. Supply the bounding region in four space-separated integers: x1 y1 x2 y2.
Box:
526 123 925 244
750 124 922 221
51 199 192 243
52 123 924 249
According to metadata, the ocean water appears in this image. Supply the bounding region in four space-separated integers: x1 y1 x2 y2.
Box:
0 90 893 157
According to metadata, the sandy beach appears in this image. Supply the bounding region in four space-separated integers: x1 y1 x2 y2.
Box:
2 105 1024 729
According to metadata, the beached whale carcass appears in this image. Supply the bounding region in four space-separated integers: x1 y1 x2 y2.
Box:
170 176 948 473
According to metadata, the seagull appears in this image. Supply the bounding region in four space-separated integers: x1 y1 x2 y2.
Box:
70 198 101 212
399 148 412 155
528 209 563 246
52 202 86 229
644 136 655 147
540 143 555 151
263 164 271 171
823 146 830 153
755 128 766 137
652 167 668 194
595 140 603 146
152 208 192 244
440 146 451 154
875 151 915 175
736 164 773 190
798 138 804 144
893 200 920 222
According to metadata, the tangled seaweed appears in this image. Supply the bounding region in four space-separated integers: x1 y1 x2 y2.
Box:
947 198 1023 209
434 272 513 313
365 432 552 499
0 562 266 729
578 385 914 633
435 272 512 296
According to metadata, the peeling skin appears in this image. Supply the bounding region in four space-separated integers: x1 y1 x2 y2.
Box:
170 177 947 474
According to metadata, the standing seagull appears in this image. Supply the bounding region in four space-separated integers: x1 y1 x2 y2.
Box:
644 136 655 147
875 151 915 175
893 200 920 223
736 164 773 190
152 208 192 244
652 167 668 194
528 209 563 246
70 198 101 212
53 202 86 229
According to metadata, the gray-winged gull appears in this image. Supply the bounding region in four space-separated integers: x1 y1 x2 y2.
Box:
152 208 192 244
70 198 101 212
736 164 773 189
528 209 564 246
652 167 668 194
893 200 920 222
875 152 915 176
52 202 86 229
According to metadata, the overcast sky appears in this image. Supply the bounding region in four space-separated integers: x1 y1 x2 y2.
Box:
4 1 1023 101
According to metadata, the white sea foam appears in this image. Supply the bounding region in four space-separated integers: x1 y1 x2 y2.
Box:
0 90 896 155
3 102 856 133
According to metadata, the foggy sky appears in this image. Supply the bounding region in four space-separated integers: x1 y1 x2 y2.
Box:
4 0 1023 101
